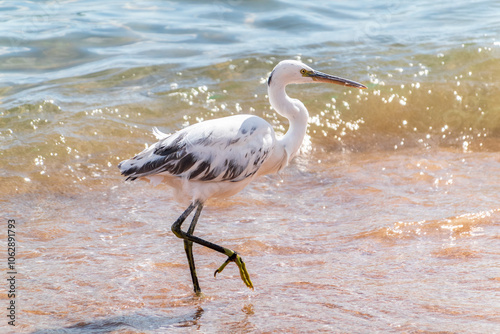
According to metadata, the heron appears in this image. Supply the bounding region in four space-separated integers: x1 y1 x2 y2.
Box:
118 60 366 294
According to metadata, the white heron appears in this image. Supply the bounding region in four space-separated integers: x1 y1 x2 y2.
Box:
118 60 366 294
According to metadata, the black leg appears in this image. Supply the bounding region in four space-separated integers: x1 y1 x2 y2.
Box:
183 203 203 294
171 201 254 291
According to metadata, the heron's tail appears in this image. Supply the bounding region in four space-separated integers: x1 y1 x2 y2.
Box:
118 158 139 181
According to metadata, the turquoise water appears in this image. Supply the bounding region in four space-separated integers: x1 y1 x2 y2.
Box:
2 1 500 333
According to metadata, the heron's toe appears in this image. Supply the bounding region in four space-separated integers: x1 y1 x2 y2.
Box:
213 251 254 290
234 254 254 290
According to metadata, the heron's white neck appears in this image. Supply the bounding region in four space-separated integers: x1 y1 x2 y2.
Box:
268 82 309 160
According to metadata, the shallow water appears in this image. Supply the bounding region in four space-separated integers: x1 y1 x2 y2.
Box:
2 1 500 333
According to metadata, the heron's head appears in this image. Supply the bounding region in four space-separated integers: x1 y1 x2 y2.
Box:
268 60 366 89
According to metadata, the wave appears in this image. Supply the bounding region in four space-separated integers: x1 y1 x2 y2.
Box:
353 209 499 244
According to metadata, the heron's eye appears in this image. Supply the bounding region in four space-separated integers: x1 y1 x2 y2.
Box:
300 69 307 75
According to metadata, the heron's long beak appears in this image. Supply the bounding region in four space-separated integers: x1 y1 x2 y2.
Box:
310 71 367 89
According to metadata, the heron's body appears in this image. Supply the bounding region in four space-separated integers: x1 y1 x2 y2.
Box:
119 60 366 293
119 114 288 203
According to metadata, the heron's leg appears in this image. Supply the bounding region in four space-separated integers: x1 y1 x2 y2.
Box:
171 201 253 290
171 202 201 293
183 203 203 294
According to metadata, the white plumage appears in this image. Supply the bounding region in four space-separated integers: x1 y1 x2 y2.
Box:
118 114 286 203
118 60 366 293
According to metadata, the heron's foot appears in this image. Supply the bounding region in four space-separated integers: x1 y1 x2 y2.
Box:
194 291 206 298
214 251 254 290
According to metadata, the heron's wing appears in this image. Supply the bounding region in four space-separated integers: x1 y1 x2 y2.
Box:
119 115 275 182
